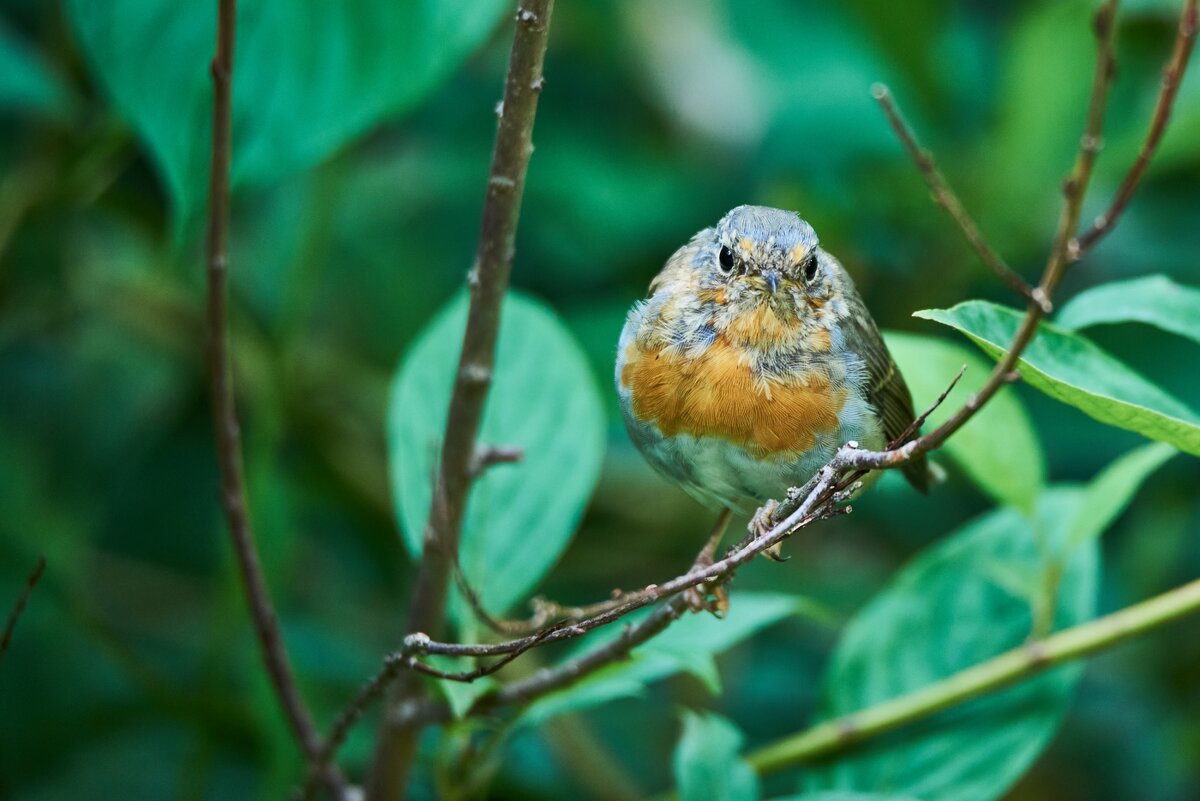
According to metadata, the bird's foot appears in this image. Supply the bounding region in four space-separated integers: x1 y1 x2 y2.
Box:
748 500 789 561
683 514 731 617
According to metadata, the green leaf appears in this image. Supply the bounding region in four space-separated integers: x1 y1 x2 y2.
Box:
804 490 1100 801
674 711 760 801
388 291 606 616
428 656 498 720
916 301 1200 456
1056 275 1200 347
884 331 1045 511
520 593 813 727
0 19 73 119
1065 442 1176 551
69 0 511 223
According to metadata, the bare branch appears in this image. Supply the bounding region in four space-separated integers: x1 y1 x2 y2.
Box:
889 365 968 451
818 363 969 505
870 84 1048 312
1 555 46 662
309 492 829 772
366 2 556 798
1071 0 1197 259
832 0 1125 487
1055 0 1122 265
203 1 342 795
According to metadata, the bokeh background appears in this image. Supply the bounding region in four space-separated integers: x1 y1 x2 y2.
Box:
2 0 1199 798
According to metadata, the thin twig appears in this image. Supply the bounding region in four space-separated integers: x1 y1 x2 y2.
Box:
454 548 650 638
889 365 968 450
296 626 558 801
470 445 524 477
822 363 969 504
203 1 341 796
366 3 556 799
1071 0 1198 258
1 555 46 662
746 574 1200 774
1056 0 1122 264
870 84 1048 312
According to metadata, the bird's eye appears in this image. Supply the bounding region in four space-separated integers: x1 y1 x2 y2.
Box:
718 245 735 273
803 253 819 282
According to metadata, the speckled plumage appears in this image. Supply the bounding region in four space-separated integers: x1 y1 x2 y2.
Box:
616 205 928 512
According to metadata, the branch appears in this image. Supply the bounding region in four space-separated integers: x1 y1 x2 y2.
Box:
311 466 850 772
1071 0 1198 259
870 84 1048 312
402 595 695 729
203 1 342 795
484 611 691 707
1 555 46 662
365 2 556 798
821 0 1123 490
746 575 1200 774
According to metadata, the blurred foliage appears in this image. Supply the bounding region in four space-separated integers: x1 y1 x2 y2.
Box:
2 0 1200 800
674 710 760 801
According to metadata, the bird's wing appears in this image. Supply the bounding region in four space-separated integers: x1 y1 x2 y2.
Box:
840 285 931 493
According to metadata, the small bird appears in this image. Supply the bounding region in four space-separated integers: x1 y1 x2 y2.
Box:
616 205 929 559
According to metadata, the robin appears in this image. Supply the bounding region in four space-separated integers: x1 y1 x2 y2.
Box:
616 205 930 577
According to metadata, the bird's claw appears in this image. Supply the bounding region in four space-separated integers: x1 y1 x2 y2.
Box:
683 542 729 617
683 582 728 617
749 500 786 562
762 544 790 562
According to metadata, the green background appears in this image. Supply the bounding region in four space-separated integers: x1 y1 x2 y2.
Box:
2 0 1199 798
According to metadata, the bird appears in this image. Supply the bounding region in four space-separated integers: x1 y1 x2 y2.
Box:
615 205 930 587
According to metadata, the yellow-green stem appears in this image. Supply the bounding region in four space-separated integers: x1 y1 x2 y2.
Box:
746 576 1200 775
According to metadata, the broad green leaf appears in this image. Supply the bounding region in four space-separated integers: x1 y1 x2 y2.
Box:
0 19 73 118
804 489 1100 801
389 291 606 615
982 443 1172 617
520 593 812 727
1066 442 1177 550
1056 275 1200 347
884 331 1044 511
69 0 511 223
916 301 1200 456
674 711 760 801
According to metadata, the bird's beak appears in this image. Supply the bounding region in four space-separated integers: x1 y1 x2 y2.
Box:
764 270 781 294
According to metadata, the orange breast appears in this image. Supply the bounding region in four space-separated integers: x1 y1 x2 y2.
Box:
620 336 846 458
